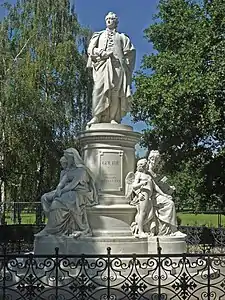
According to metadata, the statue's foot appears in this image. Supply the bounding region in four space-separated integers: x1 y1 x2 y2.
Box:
70 231 82 238
139 232 148 239
87 116 99 127
111 120 118 124
148 232 155 237
170 231 186 237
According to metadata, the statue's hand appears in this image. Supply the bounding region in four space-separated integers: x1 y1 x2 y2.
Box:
170 185 176 191
100 50 113 59
93 48 102 56
100 50 108 58
106 50 113 57
166 195 173 200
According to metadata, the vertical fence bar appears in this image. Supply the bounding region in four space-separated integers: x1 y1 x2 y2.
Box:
13 201 17 224
107 247 111 300
18 202 21 224
55 247 59 299
35 202 42 225
2 245 6 299
207 254 210 300
157 238 162 300
1 202 6 225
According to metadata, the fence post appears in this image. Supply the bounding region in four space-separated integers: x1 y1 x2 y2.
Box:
55 247 59 299
207 254 211 300
2 245 7 299
107 247 111 300
35 202 43 225
17 202 22 224
13 201 17 224
157 238 162 300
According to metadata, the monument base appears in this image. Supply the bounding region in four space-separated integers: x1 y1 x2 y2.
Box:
148 235 187 254
33 235 148 255
34 234 187 256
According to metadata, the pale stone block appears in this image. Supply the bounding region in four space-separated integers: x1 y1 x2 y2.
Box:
148 236 187 254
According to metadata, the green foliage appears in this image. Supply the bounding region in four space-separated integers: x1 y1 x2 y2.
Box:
0 0 92 203
133 0 225 210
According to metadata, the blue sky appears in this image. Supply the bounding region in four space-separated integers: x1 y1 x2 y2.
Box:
0 0 159 155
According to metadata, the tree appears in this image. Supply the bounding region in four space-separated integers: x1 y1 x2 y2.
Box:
0 0 92 207
133 0 225 211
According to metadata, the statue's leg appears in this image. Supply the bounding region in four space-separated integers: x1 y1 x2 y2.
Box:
109 90 121 123
41 191 55 216
156 196 177 235
137 192 149 238
109 63 123 123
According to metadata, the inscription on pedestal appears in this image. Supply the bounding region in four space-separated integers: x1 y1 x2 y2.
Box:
99 150 123 192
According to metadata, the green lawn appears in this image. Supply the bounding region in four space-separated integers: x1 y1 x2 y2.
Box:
177 213 225 227
4 213 37 224
3 212 225 227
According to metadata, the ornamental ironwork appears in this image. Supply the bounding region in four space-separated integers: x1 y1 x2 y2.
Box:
0 247 224 299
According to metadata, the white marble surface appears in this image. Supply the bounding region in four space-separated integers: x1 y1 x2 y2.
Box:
78 123 140 200
87 204 136 237
148 235 187 254
34 234 148 255
86 12 136 126
36 148 98 238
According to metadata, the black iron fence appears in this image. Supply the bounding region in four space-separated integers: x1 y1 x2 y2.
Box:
0 201 44 225
0 246 225 299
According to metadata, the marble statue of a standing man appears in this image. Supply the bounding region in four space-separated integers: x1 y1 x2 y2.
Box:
86 12 136 126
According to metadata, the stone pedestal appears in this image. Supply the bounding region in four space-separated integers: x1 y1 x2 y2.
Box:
78 123 140 204
34 124 142 255
78 123 141 250
148 236 187 254
87 204 136 237
34 235 148 255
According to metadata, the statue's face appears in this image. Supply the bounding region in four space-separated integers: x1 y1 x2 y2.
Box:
63 153 74 168
105 16 117 30
137 159 147 172
148 155 159 170
60 156 67 169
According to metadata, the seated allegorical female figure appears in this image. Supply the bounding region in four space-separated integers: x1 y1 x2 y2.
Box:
36 148 98 238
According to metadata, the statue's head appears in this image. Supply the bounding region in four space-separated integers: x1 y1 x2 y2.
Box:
60 156 67 169
105 12 118 30
148 150 160 169
63 148 83 168
136 158 148 172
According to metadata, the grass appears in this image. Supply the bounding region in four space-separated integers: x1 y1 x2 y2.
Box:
177 213 225 227
4 213 37 225
3 212 225 227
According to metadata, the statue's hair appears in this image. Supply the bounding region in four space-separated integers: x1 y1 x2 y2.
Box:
60 156 67 163
137 158 147 171
105 12 119 25
148 150 160 159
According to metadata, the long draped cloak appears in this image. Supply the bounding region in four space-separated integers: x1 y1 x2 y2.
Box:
87 30 136 121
